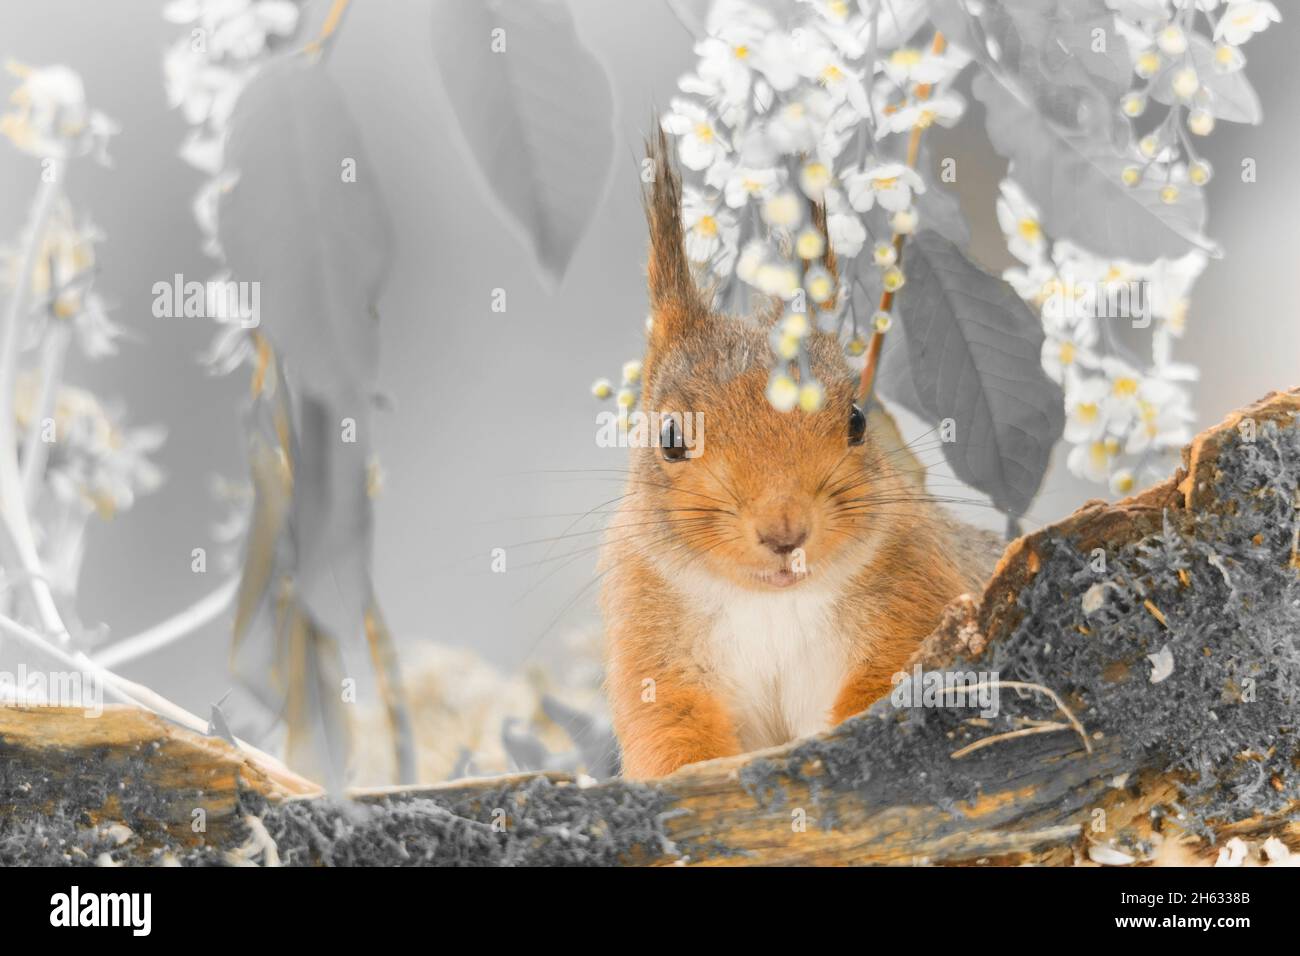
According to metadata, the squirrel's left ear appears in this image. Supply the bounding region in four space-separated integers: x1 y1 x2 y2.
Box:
643 125 707 354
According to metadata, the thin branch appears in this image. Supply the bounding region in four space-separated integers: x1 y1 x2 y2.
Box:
0 610 318 795
19 319 70 505
857 30 947 406
94 575 240 669
0 159 70 640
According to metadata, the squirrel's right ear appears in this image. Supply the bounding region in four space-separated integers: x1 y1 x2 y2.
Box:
644 125 706 349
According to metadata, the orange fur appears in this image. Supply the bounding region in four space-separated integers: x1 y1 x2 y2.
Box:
601 132 1002 779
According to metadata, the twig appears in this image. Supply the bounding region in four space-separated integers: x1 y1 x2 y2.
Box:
0 610 319 795
19 318 70 505
364 603 417 785
951 721 1073 759
94 575 240 669
302 0 353 60
0 158 70 640
663 0 705 40
857 30 946 406
936 678 1093 756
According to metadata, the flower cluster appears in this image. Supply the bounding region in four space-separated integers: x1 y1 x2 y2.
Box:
1111 0 1279 197
0 63 161 603
15 374 165 520
998 178 1200 493
163 0 304 374
0 61 118 163
659 0 966 412
2 199 125 360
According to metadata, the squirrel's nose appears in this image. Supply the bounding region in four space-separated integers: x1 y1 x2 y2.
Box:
757 526 808 555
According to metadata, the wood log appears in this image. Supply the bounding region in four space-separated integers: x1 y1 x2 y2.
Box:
2 387 1297 866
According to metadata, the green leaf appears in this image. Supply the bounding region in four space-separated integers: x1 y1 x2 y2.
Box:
895 230 1065 518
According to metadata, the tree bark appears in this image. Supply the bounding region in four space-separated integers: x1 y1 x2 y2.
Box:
2 387 1297 866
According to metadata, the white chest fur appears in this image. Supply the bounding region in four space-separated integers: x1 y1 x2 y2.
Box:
684 577 852 751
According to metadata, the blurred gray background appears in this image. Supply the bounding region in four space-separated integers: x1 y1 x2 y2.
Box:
0 0 1295 716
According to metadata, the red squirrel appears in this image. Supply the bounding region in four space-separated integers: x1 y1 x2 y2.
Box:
600 133 1002 779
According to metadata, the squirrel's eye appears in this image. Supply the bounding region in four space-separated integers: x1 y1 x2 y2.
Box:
848 404 866 446
661 417 687 462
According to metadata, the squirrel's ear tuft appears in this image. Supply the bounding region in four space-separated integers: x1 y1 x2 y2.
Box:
644 124 705 345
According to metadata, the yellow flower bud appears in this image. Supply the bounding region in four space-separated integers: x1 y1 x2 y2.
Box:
1120 92 1145 118
1170 66 1199 99
882 266 905 292
1187 108 1215 136
798 381 825 412
591 378 613 400
767 373 799 412
795 228 825 260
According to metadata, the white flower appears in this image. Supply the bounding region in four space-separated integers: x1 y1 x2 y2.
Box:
1067 438 1116 484
996 178 1046 265
681 187 738 274
1099 357 1146 431
801 45 871 118
1041 327 1097 386
1064 377 1109 444
662 99 730 172
873 76 967 135
827 211 866 258
880 45 972 87
0 63 118 162
735 239 767 286
844 162 926 213
1214 1 1281 46
717 162 782 207
164 0 300 60
1144 250 1206 333
1125 382 1192 454
765 90 834 154
1004 258 1058 303
1109 467 1137 497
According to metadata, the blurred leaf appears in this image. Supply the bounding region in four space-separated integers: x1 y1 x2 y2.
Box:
973 72 1215 260
220 58 392 398
292 391 373 646
430 0 616 286
896 230 1065 518
1150 35 1261 124
230 354 367 792
282 604 351 792
915 146 972 248
874 326 932 423
930 0 1128 138
541 693 618 779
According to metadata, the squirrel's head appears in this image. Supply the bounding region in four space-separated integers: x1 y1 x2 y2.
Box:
626 131 907 593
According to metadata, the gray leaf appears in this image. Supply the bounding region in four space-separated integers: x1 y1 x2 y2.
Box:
896 230 1065 517
1150 35 1261 124
930 0 1128 138
974 72 1215 260
430 0 616 286
220 59 392 398
291 391 374 648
